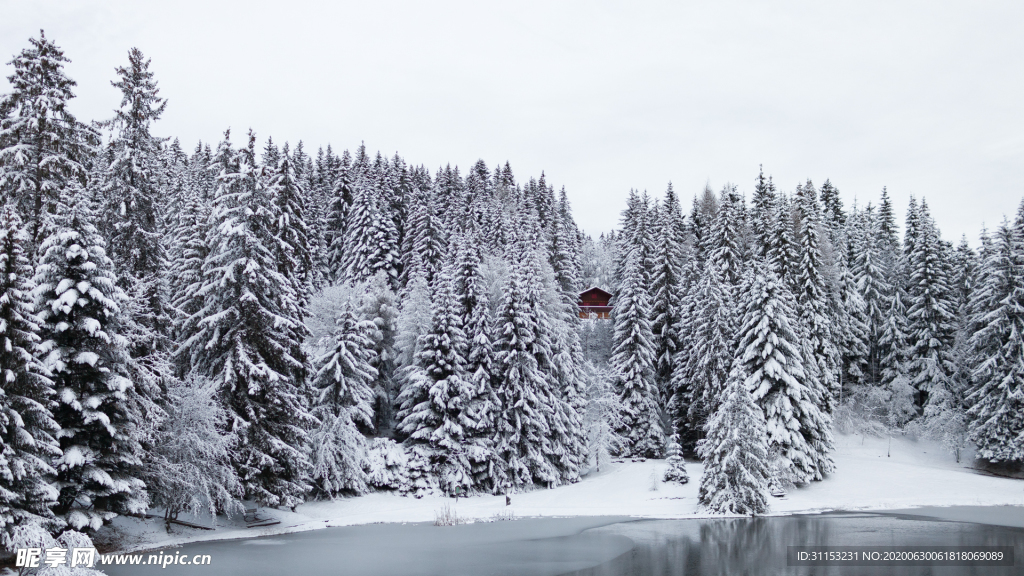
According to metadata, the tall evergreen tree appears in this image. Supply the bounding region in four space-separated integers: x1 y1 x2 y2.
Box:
610 235 663 458
793 180 838 413
734 263 833 483
35 188 146 530
0 206 61 542
966 216 1024 464
650 183 687 397
397 271 473 495
0 31 94 252
905 200 957 410
309 302 375 496
697 364 771 515
177 132 314 508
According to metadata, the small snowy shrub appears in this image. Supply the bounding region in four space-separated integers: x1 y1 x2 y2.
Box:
363 438 410 492
662 435 689 484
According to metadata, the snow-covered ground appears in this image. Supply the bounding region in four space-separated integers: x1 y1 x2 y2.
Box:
103 433 1024 554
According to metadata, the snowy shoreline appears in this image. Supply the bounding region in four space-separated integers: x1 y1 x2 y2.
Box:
101 433 1024 554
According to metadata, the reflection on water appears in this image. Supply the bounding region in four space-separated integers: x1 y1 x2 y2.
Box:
567 514 1023 576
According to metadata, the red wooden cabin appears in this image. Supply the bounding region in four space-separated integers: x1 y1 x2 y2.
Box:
578 287 613 319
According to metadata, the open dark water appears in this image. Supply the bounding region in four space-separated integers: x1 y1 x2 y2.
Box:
100 511 1023 576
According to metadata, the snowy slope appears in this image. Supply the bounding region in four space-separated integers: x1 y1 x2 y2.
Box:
103 433 1024 554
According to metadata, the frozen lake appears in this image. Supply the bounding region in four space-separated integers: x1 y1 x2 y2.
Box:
100 509 1023 575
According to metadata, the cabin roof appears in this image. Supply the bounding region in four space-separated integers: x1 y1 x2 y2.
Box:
579 286 613 300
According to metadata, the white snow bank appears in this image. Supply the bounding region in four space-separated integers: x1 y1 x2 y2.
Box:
102 433 1023 554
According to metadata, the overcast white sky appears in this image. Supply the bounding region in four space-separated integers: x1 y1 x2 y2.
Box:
2 0 1022 243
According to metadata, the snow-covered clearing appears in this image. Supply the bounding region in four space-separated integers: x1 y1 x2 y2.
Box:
105 433 1024 554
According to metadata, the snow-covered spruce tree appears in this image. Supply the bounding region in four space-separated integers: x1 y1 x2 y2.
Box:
793 180 839 414
0 31 93 252
750 167 776 259
650 183 687 398
267 151 316 312
966 218 1024 464
879 286 917 429
766 193 798 286
401 188 447 286
168 174 210 342
310 302 376 497
34 187 146 530
697 364 771 516
662 434 689 484
709 185 746 287
850 206 891 386
396 270 473 496
492 234 568 491
177 131 314 509
145 375 242 525
100 48 171 348
610 241 663 458
905 200 958 412
342 163 401 286
0 206 62 543
451 232 499 490
546 203 587 483
735 263 833 483
324 149 353 283
677 260 736 450
834 249 870 393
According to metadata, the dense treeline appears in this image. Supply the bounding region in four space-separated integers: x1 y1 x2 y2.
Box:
582 172 1024 512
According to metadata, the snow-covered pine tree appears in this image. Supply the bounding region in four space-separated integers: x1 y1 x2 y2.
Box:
310 302 376 496
904 200 958 412
34 187 146 530
100 48 171 348
750 167 776 259
850 206 891 386
650 183 687 399
610 236 663 458
966 215 1024 464
766 193 798 286
177 131 314 509
267 150 316 311
697 363 771 515
492 232 566 491
874 281 918 437
401 187 447 286
709 185 746 287
0 206 61 543
546 202 587 484
395 268 434 371
0 31 94 252
678 259 736 451
323 149 351 282
793 180 839 415
451 232 499 490
662 434 689 484
342 165 401 286
396 269 473 496
734 263 833 483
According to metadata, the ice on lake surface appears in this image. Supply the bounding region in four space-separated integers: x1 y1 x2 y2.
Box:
100 509 1024 575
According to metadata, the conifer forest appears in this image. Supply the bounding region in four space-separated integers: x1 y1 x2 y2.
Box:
1 31 1022 551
